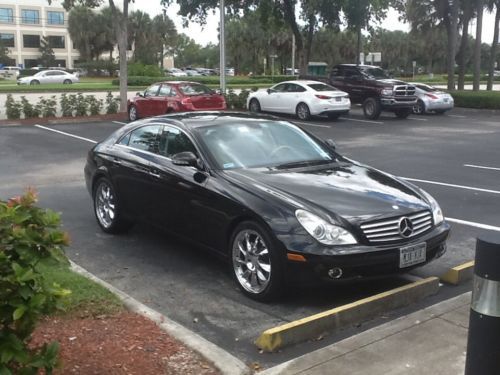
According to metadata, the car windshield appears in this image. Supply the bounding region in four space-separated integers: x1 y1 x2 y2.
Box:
178 83 213 96
308 83 337 92
417 84 438 92
196 121 335 170
360 67 390 79
34 71 45 77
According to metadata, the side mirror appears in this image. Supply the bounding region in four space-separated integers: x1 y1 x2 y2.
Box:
136 92 143 97
172 151 199 167
325 139 337 150
267 88 273 94
214 88 222 95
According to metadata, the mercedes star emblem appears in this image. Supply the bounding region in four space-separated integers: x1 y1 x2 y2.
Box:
399 217 414 238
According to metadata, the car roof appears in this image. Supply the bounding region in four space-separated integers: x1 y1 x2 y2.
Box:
155 81 206 85
275 80 329 85
334 64 380 69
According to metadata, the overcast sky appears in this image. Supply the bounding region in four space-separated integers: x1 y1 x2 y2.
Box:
132 3 497 47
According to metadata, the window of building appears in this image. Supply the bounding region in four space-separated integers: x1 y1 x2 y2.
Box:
0 33 15 48
24 59 39 69
21 9 40 24
0 8 13 23
23 35 40 48
54 59 66 68
48 35 65 49
47 11 64 25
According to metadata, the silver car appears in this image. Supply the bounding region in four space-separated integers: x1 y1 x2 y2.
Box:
17 70 79 85
410 83 454 114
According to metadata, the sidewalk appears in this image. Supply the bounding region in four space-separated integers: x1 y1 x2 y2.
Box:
261 292 471 375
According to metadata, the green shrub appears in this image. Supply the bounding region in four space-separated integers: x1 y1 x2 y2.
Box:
76 60 117 77
111 75 289 87
0 189 70 374
5 94 22 120
86 95 103 116
128 63 163 77
74 93 89 117
37 96 57 118
59 94 73 117
450 90 500 109
224 89 251 110
105 92 119 114
20 96 40 119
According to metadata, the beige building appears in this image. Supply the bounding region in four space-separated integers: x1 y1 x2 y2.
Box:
0 0 79 68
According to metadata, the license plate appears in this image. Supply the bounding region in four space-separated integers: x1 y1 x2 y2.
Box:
399 243 426 268
335 97 342 102
443 98 449 103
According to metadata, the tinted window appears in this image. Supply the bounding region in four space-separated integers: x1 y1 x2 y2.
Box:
360 67 389 79
308 83 337 92
416 84 437 92
22 9 39 24
145 84 160 97
48 35 65 48
271 83 287 92
23 35 40 48
47 11 64 25
178 83 212 95
0 8 13 23
158 84 173 97
344 68 361 78
118 133 131 146
127 125 162 153
287 83 306 92
0 33 14 47
330 67 342 78
159 126 197 157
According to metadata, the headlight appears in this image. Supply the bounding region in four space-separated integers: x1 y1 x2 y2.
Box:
381 88 393 96
295 209 357 245
421 190 444 225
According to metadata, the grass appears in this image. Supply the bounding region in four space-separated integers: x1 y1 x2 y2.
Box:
39 262 123 317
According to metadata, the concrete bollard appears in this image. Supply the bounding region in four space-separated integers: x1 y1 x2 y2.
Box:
465 234 500 375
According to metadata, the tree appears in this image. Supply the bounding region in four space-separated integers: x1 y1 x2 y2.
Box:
457 0 475 89
68 6 96 61
486 0 500 90
0 42 11 65
152 13 177 69
129 10 155 64
39 37 56 67
54 0 131 112
473 0 484 90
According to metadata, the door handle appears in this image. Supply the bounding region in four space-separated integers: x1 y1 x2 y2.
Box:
112 157 122 165
148 170 161 178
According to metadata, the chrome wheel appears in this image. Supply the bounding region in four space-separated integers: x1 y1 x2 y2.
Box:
249 99 260 113
95 182 116 229
413 100 425 115
129 106 137 121
232 229 271 294
296 103 310 120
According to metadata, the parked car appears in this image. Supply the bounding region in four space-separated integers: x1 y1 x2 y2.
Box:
410 83 454 115
165 68 188 77
84 112 450 301
247 80 350 120
0 66 21 77
127 81 226 121
17 70 79 85
184 68 202 76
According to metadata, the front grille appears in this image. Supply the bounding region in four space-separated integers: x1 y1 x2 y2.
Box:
394 85 416 97
360 210 433 244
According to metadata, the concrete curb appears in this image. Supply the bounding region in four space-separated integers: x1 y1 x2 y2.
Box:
440 261 475 285
255 276 440 352
70 261 250 375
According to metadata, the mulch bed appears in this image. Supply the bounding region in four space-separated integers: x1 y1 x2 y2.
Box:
31 312 219 375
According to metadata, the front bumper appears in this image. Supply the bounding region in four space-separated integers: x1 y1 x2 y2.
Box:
425 100 454 112
283 222 450 285
380 97 417 109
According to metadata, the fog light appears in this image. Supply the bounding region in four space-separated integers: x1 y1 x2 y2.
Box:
328 267 343 279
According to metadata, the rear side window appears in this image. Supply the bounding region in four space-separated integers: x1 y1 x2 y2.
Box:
308 83 337 92
178 83 212 95
145 84 160 97
126 125 162 153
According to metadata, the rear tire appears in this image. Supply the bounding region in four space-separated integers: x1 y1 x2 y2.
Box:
128 105 139 121
249 99 261 113
230 221 284 301
362 97 381 119
395 108 412 119
30 80 40 85
296 102 311 121
93 177 134 234
63 79 72 84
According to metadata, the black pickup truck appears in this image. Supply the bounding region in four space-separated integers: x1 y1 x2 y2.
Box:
302 64 417 120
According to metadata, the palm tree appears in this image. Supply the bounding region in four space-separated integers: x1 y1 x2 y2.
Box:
68 6 97 62
473 0 485 91
486 0 500 90
152 13 177 68
457 1 475 89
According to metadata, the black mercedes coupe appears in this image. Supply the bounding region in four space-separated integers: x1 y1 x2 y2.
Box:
84 112 450 300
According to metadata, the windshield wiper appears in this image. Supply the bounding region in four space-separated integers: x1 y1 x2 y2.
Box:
273 159 334 170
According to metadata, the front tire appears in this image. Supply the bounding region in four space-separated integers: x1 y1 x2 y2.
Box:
413 100 426 115
362 97 381 119
249 98 261 113
93 177 133 234
128 105 138 121
296 102 311 120
230 221 284 301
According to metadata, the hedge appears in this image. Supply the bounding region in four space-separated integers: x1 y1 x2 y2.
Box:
450 90 500 110
112 75 298 86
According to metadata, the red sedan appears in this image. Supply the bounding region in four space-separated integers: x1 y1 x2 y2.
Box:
127 81 227 121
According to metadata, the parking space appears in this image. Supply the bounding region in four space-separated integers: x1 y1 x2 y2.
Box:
1 107 498 367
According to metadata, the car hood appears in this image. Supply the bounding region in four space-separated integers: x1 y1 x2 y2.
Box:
223 161 429 223
375 79 412 87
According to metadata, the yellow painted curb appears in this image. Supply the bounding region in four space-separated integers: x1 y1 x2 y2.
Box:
255 276 440 352
440 261 475 285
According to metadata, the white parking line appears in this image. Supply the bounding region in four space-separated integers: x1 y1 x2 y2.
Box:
293 121 331 128
339 117 384 125
446 217 500 232
113 121 127 125
402 177 500 195
464 164 500 171
408 117 428 122
447 114 467 118
34 124 97 144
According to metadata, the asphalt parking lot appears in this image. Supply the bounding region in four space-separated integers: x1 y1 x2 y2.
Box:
1 107 498 368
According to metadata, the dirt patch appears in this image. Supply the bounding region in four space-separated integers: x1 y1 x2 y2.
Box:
31 312 219 375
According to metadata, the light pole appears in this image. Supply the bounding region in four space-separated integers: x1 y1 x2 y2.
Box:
291 34 295 75
270 54 277 81
219 0 226 93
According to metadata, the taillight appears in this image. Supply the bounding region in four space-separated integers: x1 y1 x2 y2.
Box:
181 97 195 109
425 93 438 100
315 95 331 100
